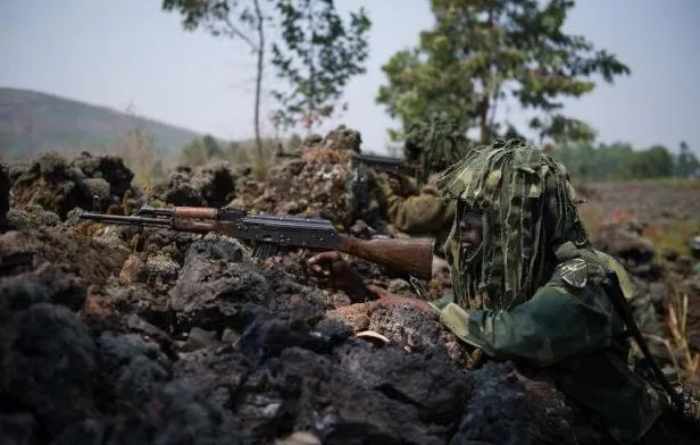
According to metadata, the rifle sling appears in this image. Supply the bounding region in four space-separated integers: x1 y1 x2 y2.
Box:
604 272 685 412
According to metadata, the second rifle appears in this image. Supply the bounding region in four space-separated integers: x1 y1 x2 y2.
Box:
80 206 433 280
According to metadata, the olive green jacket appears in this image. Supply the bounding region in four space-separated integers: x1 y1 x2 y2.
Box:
377 173 454 246
431 244 665 444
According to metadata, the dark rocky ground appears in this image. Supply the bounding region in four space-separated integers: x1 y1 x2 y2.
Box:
1 148 698 444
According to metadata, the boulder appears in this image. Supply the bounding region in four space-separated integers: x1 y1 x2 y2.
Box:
12 153 93 218
151 162 236 208
11 152 134 219
451 362 602 445
170 235 326 332
71 151 134 197
0 163 10 229
96 332 171 407
0 303 97 437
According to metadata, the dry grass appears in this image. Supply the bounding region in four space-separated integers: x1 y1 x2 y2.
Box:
665 278 700 381
245 140 279 181
252 152 272 181
643 220 700 257
111 128 172 188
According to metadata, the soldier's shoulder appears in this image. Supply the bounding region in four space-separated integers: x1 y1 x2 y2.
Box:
550 255 607 291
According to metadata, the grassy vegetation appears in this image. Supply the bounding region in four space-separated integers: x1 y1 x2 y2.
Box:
643 220 700 258
666 282 700 381
634 177 700 189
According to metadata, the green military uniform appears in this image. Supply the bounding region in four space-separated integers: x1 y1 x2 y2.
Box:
376 172 454 247
431 140 667 444
348 115 468 244
431 242 664 443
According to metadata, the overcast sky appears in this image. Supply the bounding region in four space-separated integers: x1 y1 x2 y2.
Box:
2 0 699 154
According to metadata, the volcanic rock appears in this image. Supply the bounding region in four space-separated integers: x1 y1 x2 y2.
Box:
6 204 61 229
0 303 97 437
11 152 134 219
0 163 10 229
71 151 134 197
317 125 362 152
96 332 171 407
151 161 236 208
368 304 470 365
451 362 599 445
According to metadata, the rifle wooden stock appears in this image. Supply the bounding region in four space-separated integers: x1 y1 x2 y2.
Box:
337 235 433 280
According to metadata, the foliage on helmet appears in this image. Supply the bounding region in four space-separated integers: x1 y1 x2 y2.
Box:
439 139 589 310
404 115 471 186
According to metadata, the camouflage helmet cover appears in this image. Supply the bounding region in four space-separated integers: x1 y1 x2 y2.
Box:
404 116 471 186
439 139 589 310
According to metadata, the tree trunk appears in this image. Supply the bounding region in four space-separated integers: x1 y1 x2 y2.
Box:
253 0 265 160
306 0 316 132
479 96 490 144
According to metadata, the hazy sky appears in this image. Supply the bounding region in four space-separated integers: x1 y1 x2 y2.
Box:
2 0 699 154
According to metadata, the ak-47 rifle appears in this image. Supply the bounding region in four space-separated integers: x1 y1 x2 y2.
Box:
79 206 433 280
351 153 415 177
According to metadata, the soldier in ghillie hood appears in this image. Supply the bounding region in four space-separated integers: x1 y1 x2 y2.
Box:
369 117 471 245
309 140 697 443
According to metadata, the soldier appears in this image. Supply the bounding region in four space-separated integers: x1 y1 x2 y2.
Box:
352 117 469 246
308 140 696 443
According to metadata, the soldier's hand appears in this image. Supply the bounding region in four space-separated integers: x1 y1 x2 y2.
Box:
307 252 368 299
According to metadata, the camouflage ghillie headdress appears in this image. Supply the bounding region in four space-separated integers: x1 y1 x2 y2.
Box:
404 116 471 187
439 139 589 310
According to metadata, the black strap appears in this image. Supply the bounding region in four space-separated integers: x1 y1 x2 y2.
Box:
603 272 686 412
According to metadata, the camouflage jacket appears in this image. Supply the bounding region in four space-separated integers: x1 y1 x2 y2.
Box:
376 173 454 245
431 243 665 444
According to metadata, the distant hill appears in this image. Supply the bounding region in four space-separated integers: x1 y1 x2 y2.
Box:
0 87 201 157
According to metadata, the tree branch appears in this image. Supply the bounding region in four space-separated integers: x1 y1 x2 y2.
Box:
222 14 257 50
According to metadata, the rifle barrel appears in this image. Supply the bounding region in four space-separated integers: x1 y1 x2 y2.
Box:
137 206 247 221
79 212 171 228
135 206 175 218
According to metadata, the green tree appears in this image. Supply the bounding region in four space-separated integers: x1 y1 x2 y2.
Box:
377 0 629 144
675 141 700 177
181 134 223 167
554 142 679 181
202 134 224 158
270 0 370 130
163 0 267 159
629 145 673 178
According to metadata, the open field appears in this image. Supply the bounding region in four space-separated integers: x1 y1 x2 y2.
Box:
580 179 700 256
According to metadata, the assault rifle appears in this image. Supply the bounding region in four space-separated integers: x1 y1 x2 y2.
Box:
79 206 433 280
351 153 414 177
